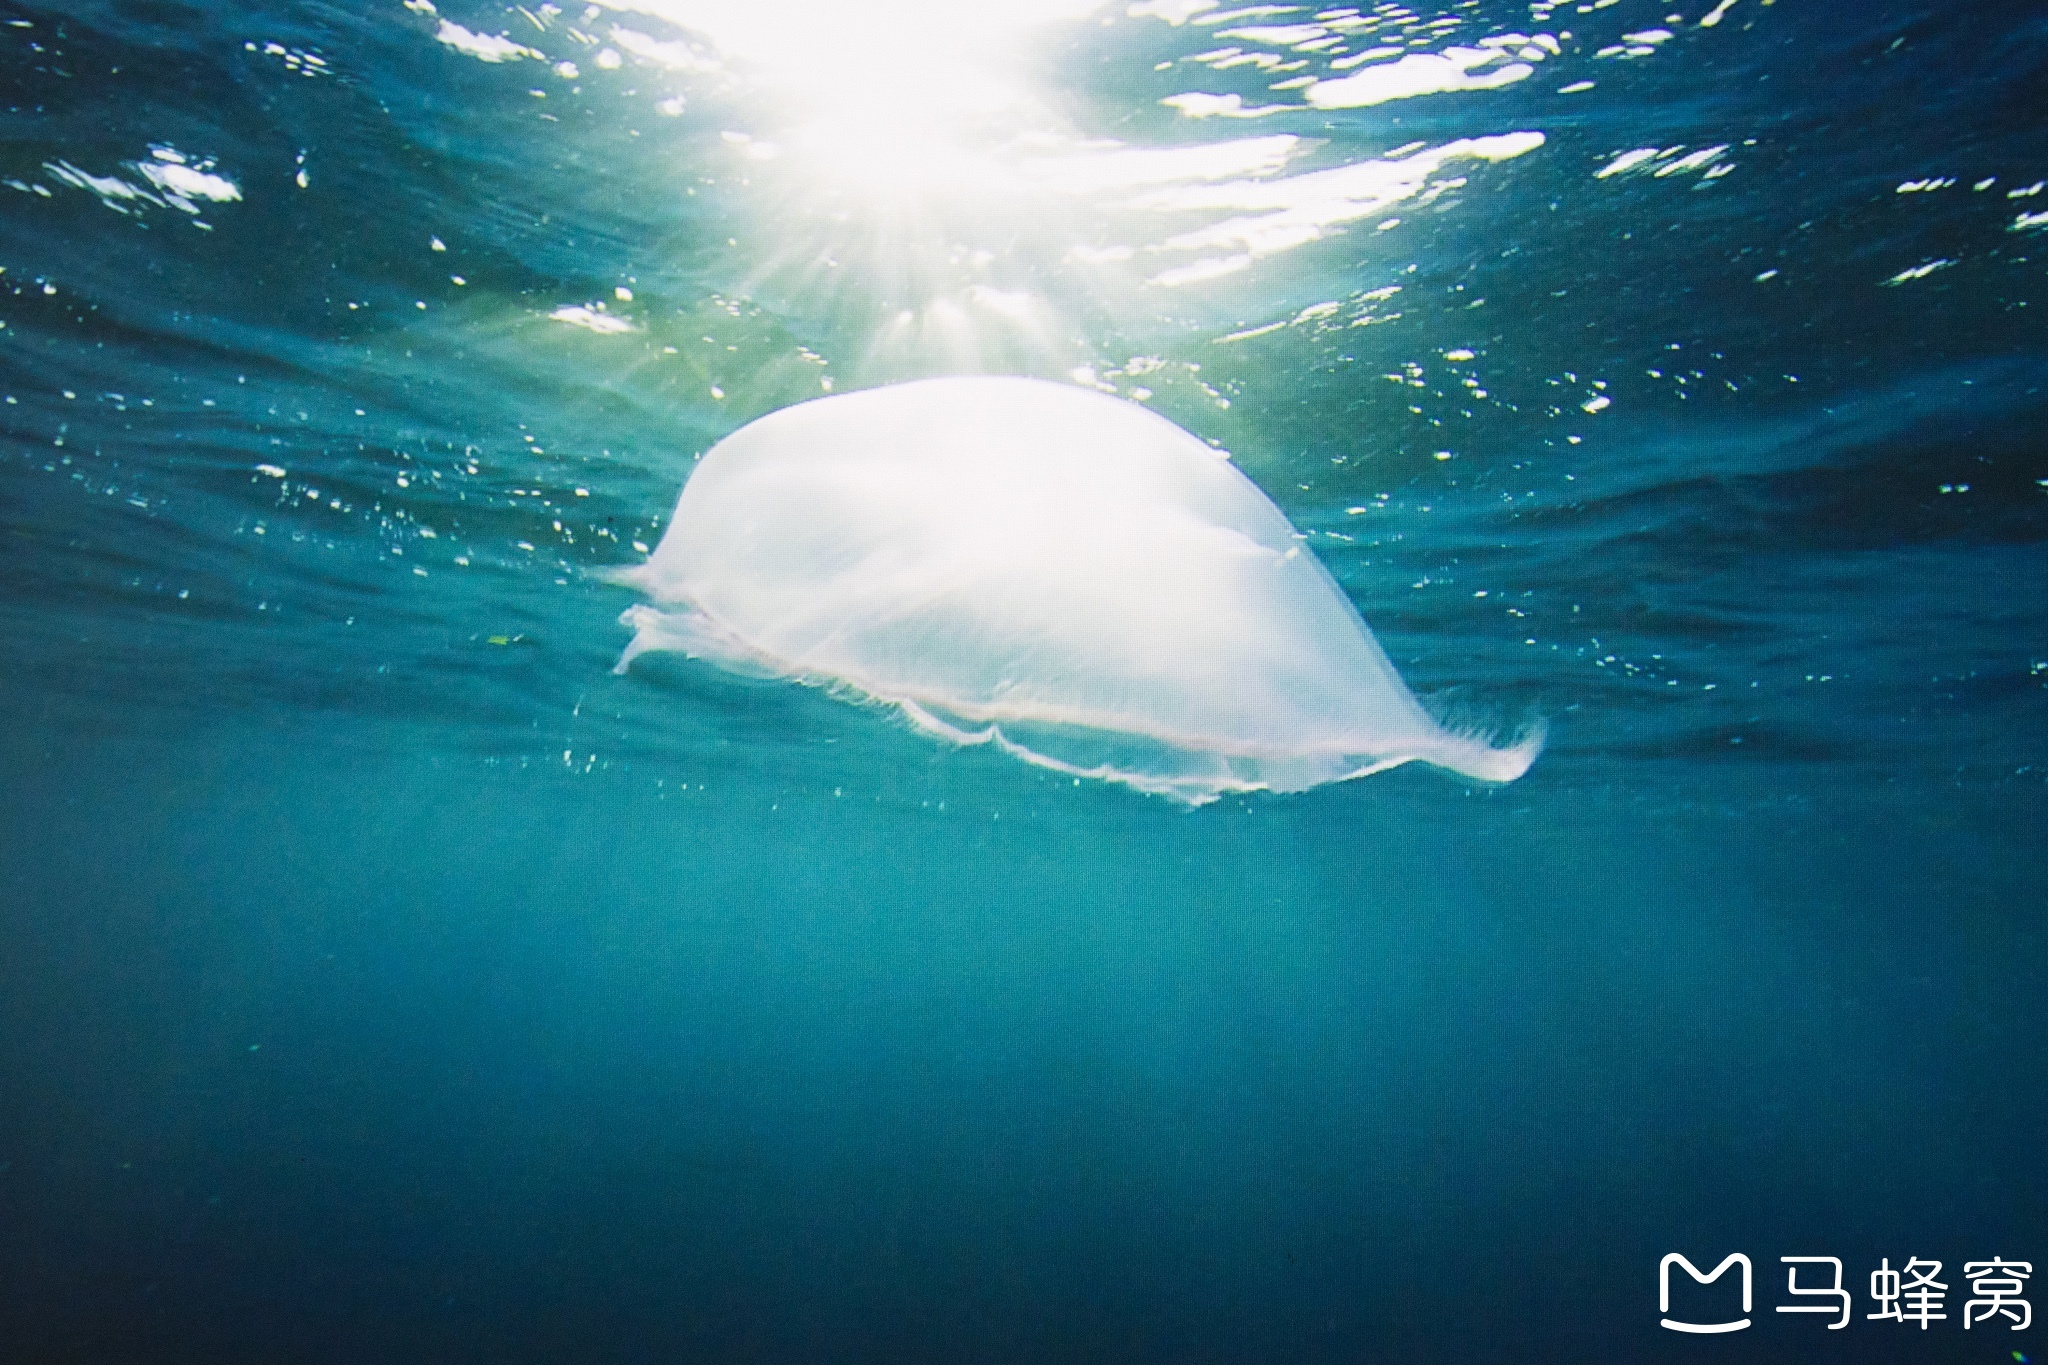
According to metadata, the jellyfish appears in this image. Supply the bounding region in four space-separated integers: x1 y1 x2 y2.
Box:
610 376 1539 802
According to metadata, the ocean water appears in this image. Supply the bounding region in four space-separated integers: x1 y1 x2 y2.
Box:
2 1 2044 1361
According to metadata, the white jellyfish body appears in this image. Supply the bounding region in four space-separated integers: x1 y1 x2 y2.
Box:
611 376 1539 802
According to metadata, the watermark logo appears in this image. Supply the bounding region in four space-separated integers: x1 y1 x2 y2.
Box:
1662 1252 2031 1336
1660 1253 1752 1334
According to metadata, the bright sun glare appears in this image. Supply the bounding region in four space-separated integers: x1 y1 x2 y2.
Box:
598 1 1136 379
619 0 1108 195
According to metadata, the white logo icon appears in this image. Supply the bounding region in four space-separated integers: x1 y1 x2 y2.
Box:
1661 1253 1753 1334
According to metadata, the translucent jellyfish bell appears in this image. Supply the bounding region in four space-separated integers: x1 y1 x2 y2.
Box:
612 376 1540 802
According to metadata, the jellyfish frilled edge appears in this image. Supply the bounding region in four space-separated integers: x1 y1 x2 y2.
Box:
608 376 1541 803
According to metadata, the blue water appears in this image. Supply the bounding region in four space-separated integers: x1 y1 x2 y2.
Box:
2 0 2044 1360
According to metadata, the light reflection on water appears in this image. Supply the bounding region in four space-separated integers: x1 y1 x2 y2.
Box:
399 0 1579 380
